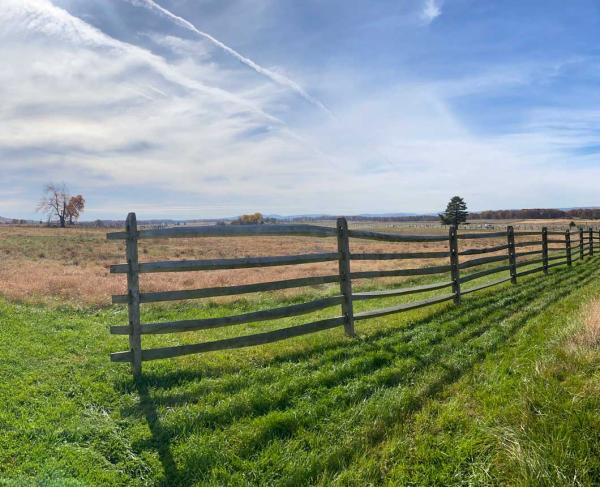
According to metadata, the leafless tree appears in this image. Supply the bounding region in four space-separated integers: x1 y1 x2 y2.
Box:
36 183 70 228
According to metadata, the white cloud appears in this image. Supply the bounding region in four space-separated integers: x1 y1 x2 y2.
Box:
127 0 332 116
2 0 600 219
422 0 442 24
0 0 344 217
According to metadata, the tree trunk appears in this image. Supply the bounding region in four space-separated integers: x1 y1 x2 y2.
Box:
59 216 66 228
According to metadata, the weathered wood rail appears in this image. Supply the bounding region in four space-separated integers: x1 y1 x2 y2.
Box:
108 214 600 379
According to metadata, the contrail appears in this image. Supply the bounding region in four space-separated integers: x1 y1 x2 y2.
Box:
9 0 335 165
127 0 333 117
8 0 288 126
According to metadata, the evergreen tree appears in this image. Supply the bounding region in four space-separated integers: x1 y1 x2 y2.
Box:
439 196 469 226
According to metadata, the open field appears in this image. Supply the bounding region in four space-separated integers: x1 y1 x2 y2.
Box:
1 222 600 485
0 221 582 306
1 259 600 485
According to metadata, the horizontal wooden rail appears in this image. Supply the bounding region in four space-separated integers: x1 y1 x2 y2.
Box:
547 239 565 244
514 241 542 248
459 265 512 284
461 276 512 295
350 251 450 260
353 293 455 321
350 265 452 280
458 254 507 270
515 266 545 278
107 224 338 240
516 257 545 267
352 280 453 301
112 275 340 304
515 249 542 258
111 252 340 274
110 295 344 335
513 231 543 236
346 229 448 243
548 254 567 262
111 316 345 362
459 244 509 256
458 231 507 239
547 260 567 270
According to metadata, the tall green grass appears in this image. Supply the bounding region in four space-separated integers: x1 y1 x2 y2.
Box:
1 260 599 485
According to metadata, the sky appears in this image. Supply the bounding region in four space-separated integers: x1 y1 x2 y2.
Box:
2 0 600 220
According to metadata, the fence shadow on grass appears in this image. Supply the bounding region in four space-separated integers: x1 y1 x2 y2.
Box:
126 260 599 486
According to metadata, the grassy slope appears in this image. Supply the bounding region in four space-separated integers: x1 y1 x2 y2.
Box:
0 260 599 486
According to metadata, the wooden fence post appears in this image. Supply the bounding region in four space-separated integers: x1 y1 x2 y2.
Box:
589 227 594 257
565 230 572 267
125 212 142 379
542 227 548 275
336 217 355 337
579 228 584 261
507 225 517 284
448 225 461 305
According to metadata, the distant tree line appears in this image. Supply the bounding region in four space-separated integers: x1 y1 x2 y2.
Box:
471 208 600 220
283 214 438 223
286 207 600 223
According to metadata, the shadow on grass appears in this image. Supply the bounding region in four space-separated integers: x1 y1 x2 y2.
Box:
127 259 600 485
136 381 181 484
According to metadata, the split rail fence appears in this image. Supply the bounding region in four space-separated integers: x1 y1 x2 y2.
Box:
108 213 600 378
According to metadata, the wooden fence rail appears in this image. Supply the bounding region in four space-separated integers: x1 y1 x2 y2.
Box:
108 214 599 379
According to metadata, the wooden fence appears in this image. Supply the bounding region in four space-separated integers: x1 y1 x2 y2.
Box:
108 213 600 379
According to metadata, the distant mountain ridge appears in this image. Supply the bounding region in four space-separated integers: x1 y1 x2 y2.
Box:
0 216 35 224
3 206 600 226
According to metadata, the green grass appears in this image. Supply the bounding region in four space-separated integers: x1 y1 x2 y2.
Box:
1 260 600 485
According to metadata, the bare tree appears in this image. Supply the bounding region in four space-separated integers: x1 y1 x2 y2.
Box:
66 195 86 225
37 183 70 228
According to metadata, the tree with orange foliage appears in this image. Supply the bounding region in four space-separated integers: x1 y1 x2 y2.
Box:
37 184 85 228
66 195 86 225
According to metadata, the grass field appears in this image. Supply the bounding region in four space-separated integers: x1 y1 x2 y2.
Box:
1 241 600 485
0 223 558 306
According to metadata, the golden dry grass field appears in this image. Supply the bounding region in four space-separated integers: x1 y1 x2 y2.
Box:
0 220 582 306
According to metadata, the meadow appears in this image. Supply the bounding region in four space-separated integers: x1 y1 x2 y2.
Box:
0 220 574 306
1 221 600 485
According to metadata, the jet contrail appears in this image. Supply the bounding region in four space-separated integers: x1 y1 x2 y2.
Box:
127 0 333 117
8 0 289 126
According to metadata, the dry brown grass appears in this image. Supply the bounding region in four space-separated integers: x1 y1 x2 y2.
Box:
0 224 546 306
565 299 600 353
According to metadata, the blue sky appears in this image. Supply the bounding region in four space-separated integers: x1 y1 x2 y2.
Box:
2 0 600 220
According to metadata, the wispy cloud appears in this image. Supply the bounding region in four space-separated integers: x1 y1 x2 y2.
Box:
3 0 600 219
422 0 442 24
127 0 333 117
2 0 285 125
0 0 349 218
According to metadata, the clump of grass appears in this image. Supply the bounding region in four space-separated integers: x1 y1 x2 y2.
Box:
565 299 600 353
